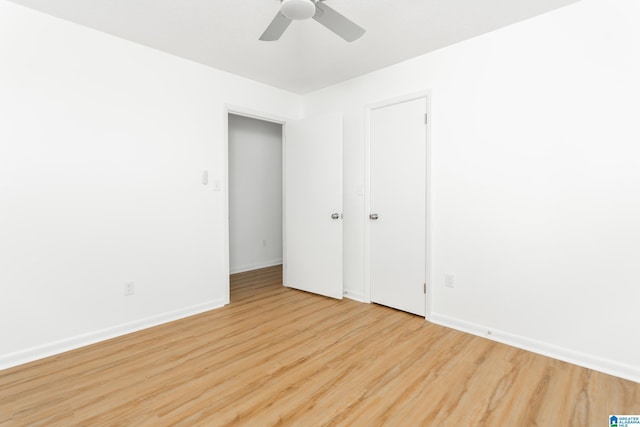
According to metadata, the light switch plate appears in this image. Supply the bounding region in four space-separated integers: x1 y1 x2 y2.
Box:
445 274 455 288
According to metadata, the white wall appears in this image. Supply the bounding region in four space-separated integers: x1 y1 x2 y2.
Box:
228 114 283 274
0 0 300 369
304 0 640 382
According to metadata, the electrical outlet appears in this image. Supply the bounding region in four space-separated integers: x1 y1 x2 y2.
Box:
445 274 455 288
262 239 267 248
124 281 135 296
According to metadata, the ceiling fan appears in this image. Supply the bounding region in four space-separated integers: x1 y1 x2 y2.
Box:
260 0 365 42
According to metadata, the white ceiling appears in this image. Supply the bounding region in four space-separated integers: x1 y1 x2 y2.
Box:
9 0 580 94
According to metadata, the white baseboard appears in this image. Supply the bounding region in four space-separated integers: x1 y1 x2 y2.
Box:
0 299 226 371
430 312 640 384
343 289 366 302
230 259 283 274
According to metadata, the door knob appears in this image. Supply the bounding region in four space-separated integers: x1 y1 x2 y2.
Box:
369 213 379 220
331 213 341 219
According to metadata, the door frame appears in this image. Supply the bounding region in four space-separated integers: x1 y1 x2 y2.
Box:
223 105 291 304
364 91 433 320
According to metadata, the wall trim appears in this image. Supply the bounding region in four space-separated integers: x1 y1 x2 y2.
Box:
430 312 640 384
0 299 226 372
343 289 366 302
230 260 283 274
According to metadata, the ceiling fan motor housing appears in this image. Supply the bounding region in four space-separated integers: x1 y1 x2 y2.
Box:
281 0 316 20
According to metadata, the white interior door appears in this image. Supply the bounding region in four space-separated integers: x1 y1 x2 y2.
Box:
284 113 343 299
370 97 427 315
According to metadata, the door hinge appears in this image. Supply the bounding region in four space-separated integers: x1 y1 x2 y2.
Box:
424 113 428 125
423 283 426 294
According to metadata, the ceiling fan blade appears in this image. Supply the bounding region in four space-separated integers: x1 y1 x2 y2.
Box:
259 12 293 41
313 2 365 42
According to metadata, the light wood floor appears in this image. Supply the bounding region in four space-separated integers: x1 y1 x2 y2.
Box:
1 265 638 426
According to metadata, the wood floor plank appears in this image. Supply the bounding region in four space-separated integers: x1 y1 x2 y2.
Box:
1 264 638 426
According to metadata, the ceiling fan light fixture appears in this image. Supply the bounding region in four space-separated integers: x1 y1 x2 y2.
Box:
280 0 316 21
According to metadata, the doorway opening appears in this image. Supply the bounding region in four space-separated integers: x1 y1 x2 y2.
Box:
225 109 344 304
227 113 284 301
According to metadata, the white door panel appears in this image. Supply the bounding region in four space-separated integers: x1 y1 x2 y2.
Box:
370 98 427 315
284 113 343 299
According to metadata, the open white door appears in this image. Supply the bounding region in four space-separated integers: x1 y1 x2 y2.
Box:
284 113 343 299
